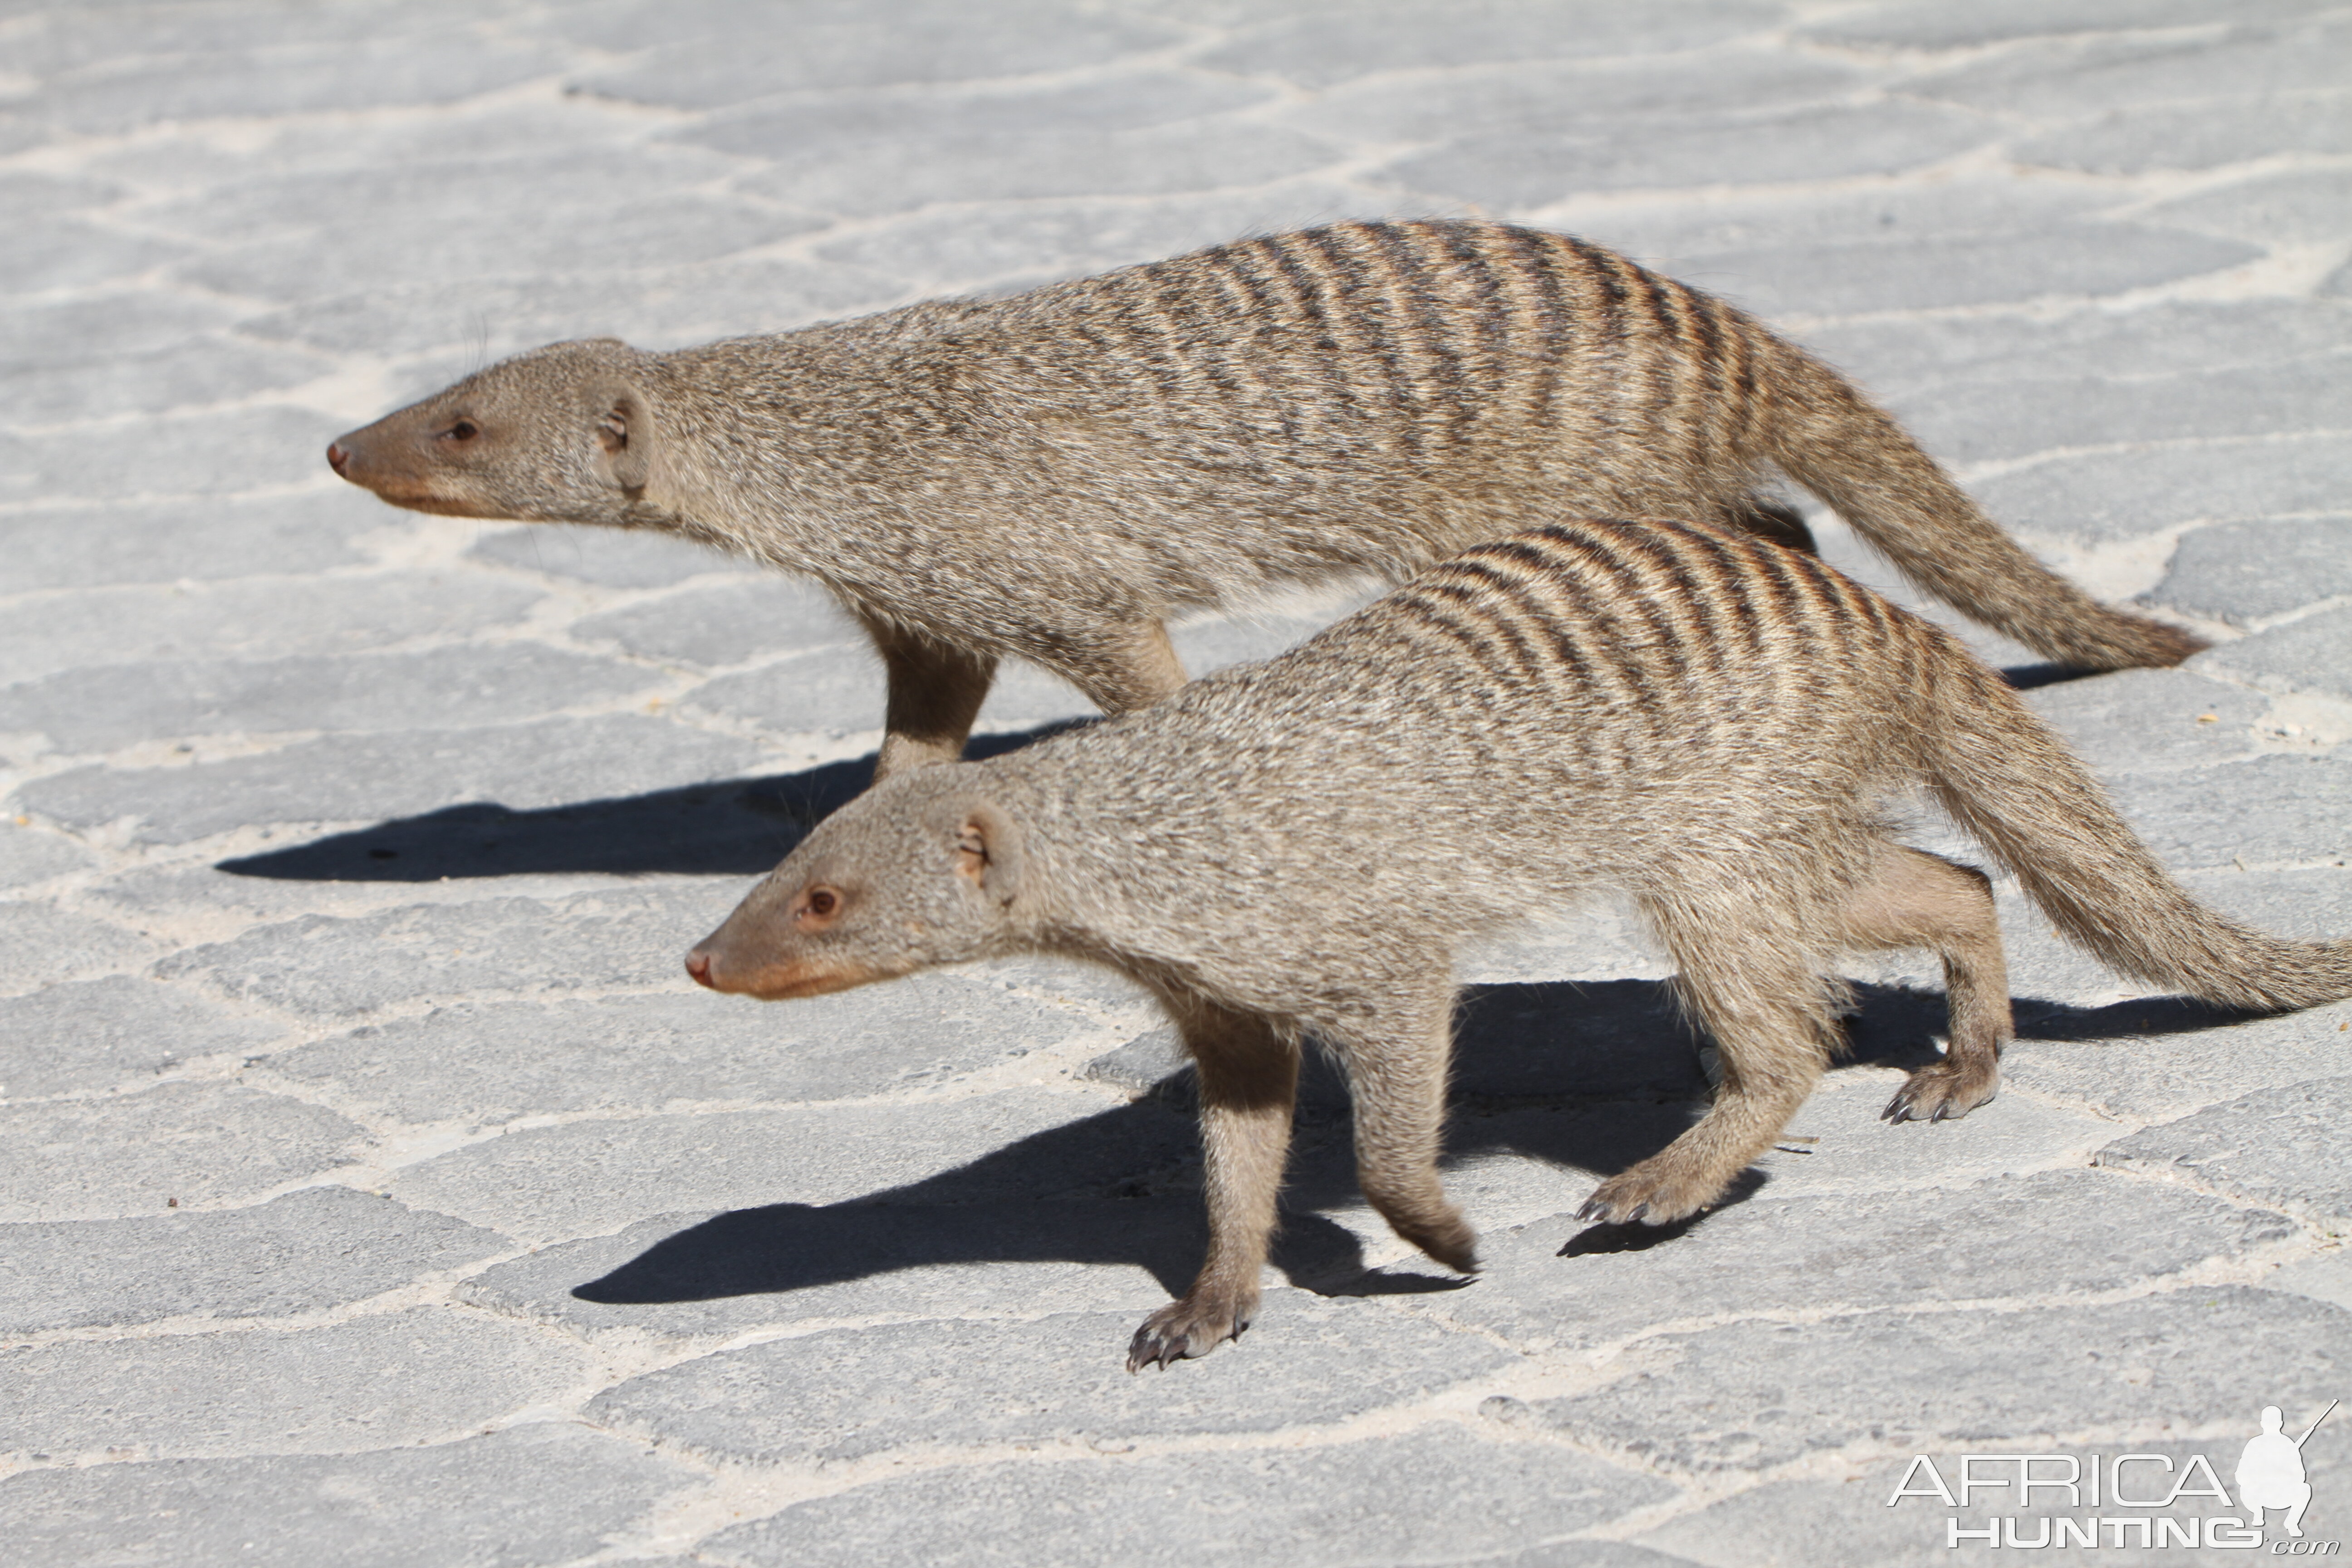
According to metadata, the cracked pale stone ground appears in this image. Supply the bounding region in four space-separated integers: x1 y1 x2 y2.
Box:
1 1 2348 1563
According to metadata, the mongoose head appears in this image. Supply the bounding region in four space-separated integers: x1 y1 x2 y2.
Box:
324 339 662 526
686 765 1031 1000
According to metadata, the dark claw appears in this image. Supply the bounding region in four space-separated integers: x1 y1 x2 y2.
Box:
1127 1303 1245 1372
1578 1192 1647 1226
1138 1333 1182 1372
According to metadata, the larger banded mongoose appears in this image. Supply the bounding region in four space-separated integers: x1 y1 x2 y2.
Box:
685 518 2348 1370
327 220 2200 781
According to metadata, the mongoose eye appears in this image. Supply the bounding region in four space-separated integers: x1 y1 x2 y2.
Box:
439 419 479 442
801 886 841 920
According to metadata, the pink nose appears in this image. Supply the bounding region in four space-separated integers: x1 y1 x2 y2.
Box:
326 442 349 474
685 951 715 988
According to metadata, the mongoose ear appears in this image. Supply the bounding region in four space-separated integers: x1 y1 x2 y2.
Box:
951 801 1025 904
591 382 655 492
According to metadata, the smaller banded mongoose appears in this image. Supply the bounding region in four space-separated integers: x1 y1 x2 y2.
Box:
683 519 2349 1370
327 220 2200 784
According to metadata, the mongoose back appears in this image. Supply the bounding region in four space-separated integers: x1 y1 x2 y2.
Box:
686 518 2348 1370
328 220 2200 780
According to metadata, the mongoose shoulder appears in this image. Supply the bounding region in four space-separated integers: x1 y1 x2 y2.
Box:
687 517 2347 1370
328 220 2201 780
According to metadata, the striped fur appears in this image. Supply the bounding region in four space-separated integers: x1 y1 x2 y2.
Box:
330 221 2201 781
689 518 2351 1368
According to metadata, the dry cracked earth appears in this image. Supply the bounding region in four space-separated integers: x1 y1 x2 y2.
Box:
1 1 2349 1564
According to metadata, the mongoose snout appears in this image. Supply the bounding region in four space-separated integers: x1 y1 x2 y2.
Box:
684 948 870 1000
685 893 842 998
685 914 882 1000
328 337 655 526
323 414 497 518
330 220 2201 794
693 518 2348 1369
692 794 1023 1000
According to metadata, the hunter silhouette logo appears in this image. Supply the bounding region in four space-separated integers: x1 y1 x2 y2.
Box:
2241 1401 2334 1540
1886 1400 2338 1550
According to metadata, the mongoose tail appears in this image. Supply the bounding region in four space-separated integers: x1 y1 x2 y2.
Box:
1760 343 2207 671
1930 667 2352 1012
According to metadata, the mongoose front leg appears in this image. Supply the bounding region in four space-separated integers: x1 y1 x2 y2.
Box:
1579 1018 1826 1226
1835 846 2013 1124
1130 1004 1299 1371
1328 995 1478 1274
862 616 1000 782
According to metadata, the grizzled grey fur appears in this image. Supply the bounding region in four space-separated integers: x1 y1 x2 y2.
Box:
329 221 2200 780
686 519 2345 1369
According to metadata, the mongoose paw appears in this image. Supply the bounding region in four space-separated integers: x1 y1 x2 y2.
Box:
1126 1296 1250 1372
1391 1217 1480 1276
1881 1059 1999 1124
1367 1197 1480 1275
1576 1163 1719 1228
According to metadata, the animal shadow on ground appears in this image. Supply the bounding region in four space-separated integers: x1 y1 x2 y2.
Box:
571 980 2262 1311
218 661 2084 884
216 724 1094 882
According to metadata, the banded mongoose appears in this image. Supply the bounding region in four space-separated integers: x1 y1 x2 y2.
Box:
684 518 2349 1370
327 220 2200 781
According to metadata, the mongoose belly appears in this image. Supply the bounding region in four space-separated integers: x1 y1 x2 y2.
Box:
685 518 2349 1368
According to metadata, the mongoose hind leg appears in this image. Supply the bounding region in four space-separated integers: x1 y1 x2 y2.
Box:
1064 619 1188 718
863 616 1000 782
1835 846 2013 1124
1325 988 1479 1274
1582 899 1836 1226
1129 1000 1299 1372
